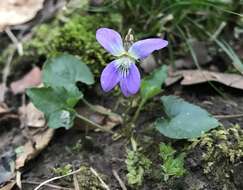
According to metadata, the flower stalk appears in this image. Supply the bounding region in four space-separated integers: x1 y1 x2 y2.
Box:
75 113 114 134
131 98 147 123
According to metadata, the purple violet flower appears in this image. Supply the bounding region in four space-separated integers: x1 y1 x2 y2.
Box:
96 28 168 97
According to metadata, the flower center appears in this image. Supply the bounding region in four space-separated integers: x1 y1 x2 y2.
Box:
115 57 133 78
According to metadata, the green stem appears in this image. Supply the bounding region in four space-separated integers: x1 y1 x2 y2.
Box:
123 98 134 123
131 98 147 123
75 113 114 134
81 98 117 117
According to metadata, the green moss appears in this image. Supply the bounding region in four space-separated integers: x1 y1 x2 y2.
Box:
24 24 58 56
24 13 121 75
71 139 83 153
52 164 73 176
76 166 107 190
51 164 73 184
52 165 107 189
125 138 152 188
159 143 186 181
189 125 243 188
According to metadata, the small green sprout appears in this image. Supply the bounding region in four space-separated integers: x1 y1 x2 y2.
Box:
159 143 186 181
52 164 73 176
125 138 152 188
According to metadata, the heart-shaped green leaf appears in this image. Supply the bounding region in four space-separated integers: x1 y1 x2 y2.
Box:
155 96 219 139
27 87 81 129
43 53 94 94
48 109 76 129
140 65 167 100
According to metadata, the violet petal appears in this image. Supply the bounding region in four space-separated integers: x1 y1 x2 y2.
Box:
96 28 125 56
100 60 120 92
120 64 140 96
128 38 168 59
120 80 132 97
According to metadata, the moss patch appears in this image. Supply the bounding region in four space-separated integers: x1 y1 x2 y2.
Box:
189 125 243 189
76 166 107 190
24 13 121 75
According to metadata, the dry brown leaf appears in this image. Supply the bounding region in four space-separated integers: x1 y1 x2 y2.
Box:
15 128 54 169
165 74 183 87
0 104 18 127
0 103 10 114
0 181 16 190
10 67 42 94
166 70 243 90
0 112 19 122
76 105 122 131
19 103 45 128
0 150 15 186
0 0 45 31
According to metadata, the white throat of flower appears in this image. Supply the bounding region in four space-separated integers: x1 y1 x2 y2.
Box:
115 29 135 78
115 57 133 78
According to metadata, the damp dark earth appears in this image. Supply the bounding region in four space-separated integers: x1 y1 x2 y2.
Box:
0 1 243 190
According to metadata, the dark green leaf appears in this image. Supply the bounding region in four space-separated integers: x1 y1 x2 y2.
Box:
155 96 219 139
26 87 81 129
140 65 168 100
43 53 94 94
27 87 81 113
48 109 76 129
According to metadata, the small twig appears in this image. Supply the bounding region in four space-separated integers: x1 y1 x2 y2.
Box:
16 171 22 189
34 168 82 190
5 27 23 55
214 113 243 119
90 167 110 190
73 173 80 190
20 94 36 149
0 49 15 102
112 169 127 190
20 94 28 129
22 180 72 190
